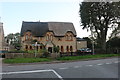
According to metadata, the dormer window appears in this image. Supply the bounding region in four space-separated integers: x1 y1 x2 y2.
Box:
66 35 68 40
66 35 73 41
25 31 32 41
29 34 32 39
69 35 73 40
46 34 49 41
46 33 54 41
50 35 53 41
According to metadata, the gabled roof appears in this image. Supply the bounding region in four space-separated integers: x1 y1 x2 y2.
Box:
21 22 49 37
20 21 77 37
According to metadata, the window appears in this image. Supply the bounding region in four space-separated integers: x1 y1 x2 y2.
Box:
25 45 28 50
25 34 28 40
57 46 60 52
61 46 64 52
66 35 68 40
50 35 53 41
70 46 73 52
40 46 42 49
66 35 73 41
29 34 32 40
69 35 73 40
30 46 32 50
66 46 69 52
25 33 32 41
46 34 49 41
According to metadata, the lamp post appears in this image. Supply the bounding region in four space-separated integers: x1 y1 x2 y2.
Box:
35 42 37 57
91 30 95 55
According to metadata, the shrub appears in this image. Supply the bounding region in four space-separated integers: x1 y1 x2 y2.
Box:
28 50 35 54
53 46 59 53
8 50 27 53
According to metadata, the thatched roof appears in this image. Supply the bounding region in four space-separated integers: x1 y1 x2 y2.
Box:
21 21 77 37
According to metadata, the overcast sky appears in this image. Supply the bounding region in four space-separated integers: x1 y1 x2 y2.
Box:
1 0 90 37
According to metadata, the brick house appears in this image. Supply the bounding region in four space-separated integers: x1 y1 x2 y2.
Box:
20 21 77 53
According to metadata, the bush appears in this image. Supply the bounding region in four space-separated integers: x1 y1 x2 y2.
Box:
8 50 27 53
53 46 59 53
28 50 35 54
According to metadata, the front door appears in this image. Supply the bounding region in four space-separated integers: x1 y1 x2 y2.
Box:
48 47 52 53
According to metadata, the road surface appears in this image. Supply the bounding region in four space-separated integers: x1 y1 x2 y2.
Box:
1 58 119 80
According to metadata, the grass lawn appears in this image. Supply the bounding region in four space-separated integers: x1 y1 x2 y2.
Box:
3 53 119 64
57 54 119 61
3 58 51 64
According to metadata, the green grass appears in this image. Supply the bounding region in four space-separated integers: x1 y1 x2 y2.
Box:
3 53 119 64
57 54 119 61
3 58 51 64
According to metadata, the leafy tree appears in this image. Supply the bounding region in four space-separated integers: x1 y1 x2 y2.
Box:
5 33 21 50
107 37 120 48
110 22 120 38
79 1 120 53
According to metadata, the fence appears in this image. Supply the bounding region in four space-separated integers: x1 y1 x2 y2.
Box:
4 53 44 59
60 52 79 57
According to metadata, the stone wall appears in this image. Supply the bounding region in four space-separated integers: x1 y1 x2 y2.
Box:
77 41 87 50
21 31 77 52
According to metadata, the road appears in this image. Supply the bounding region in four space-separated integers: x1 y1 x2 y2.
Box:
1 58 119 80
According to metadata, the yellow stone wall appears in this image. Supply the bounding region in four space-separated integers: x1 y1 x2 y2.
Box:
21 31 77 52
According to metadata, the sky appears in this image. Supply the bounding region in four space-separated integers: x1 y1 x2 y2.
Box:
1 0 92 38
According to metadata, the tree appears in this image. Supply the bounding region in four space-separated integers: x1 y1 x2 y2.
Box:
5 33 21 50
107 37 120 48
107 37 120 53
79 1 120 53
110 22 120 38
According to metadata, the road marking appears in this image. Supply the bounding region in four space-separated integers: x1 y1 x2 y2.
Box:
8 66 14 67
106 63 112 64
114 61 118 63
51 70 63 80
97 64 103 66
74 66 80 68
1 69 63 80
86 65 93 67
61 63 66 64
59 67 68 70
1 69 52 75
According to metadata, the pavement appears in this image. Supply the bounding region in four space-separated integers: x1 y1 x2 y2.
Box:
1 57 120 80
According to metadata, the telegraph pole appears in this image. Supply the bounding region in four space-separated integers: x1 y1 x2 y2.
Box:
91 30 95 55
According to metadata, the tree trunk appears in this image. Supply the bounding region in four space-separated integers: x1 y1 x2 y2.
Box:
98 29 107 54
101 39 106 53
100 31 107 54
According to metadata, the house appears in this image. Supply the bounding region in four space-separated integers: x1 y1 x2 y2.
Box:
76 37 87 50
20 21 77 53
